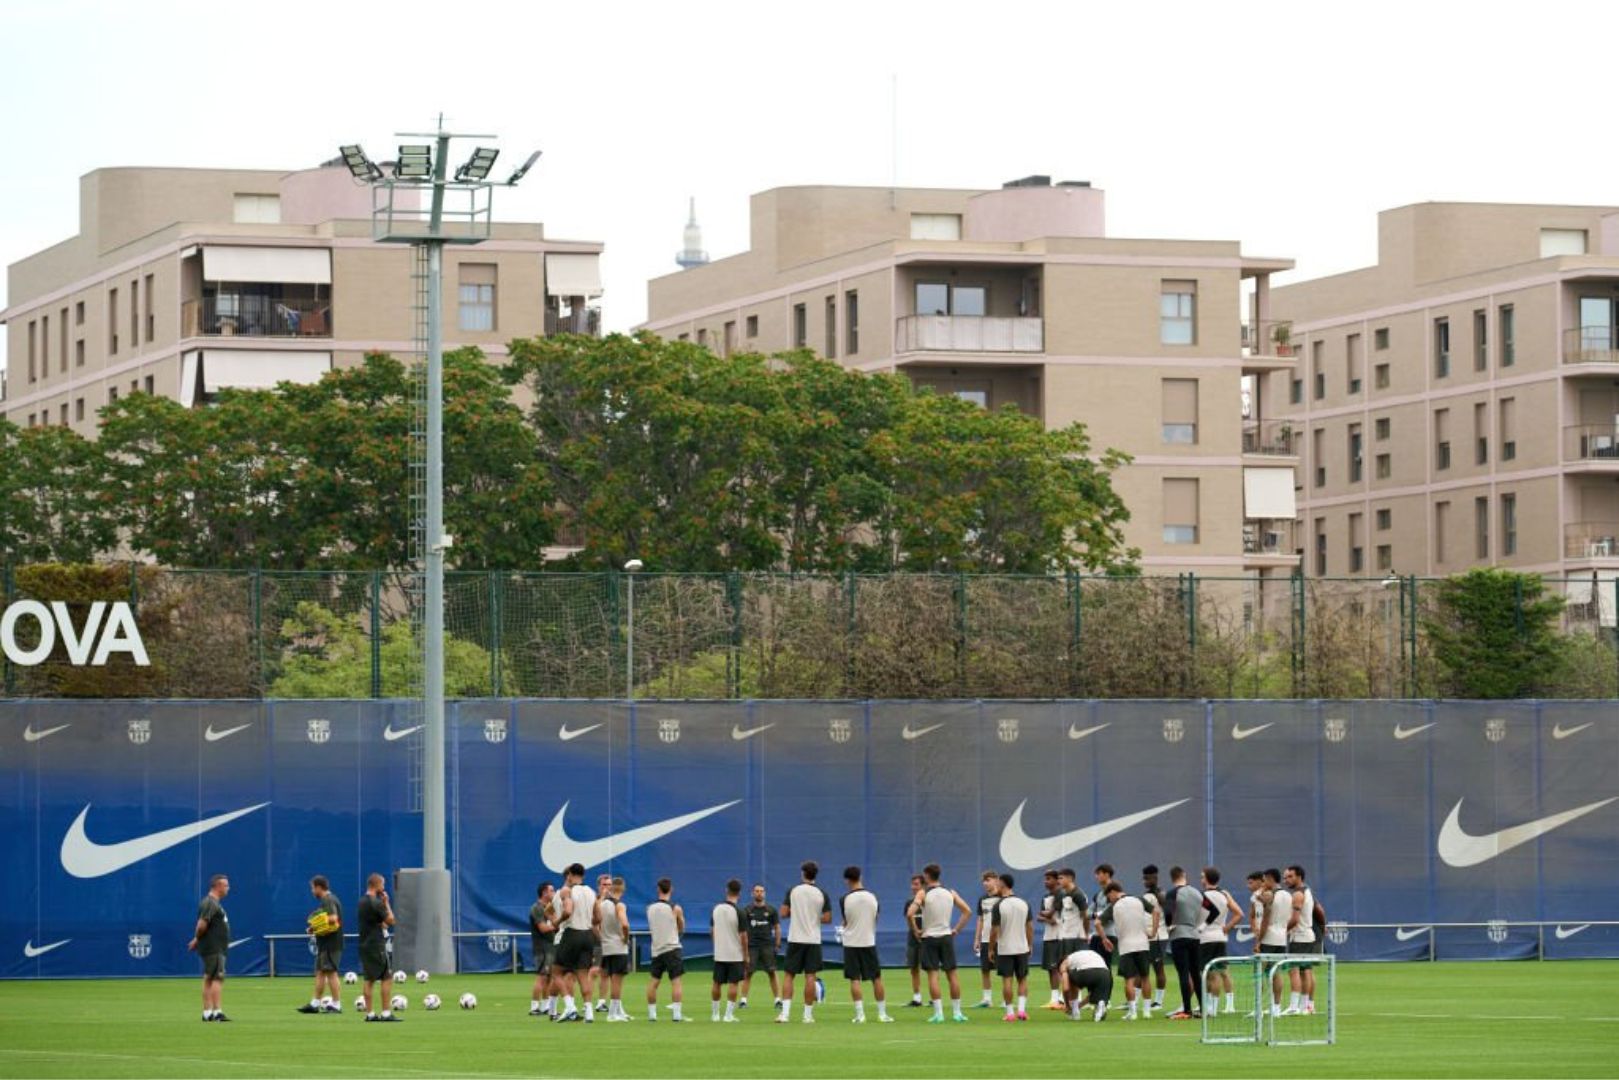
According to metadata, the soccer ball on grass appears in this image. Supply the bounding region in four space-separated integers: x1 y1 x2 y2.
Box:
415 969 430 983
390 994 408 1012
343 971 358 985
459 992 478 1010
423 994 442 1010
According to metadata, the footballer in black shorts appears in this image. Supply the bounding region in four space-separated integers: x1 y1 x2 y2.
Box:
783 940 822 975
918 936 956 972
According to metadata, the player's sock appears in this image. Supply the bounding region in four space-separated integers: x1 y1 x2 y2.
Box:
725 1000 736 1020
739 996 747 1006
1070 1002 1081 1019
584 1002 596 1022
381 1009 392 1018
1206 997 1218 1016
1017 994 1026 1013
1050 989 1062 1004
1224 992 1234 1011
1289 992 1300 1010
853 1000 865 1021
711 1001 721 1020
951 998 963 1019
931 998 944 1019
648 1003 658 1020
671 1003 683 1021
530 1000 540 1015
1152 988 1164 1007
563 994 575 1016
203 1009 214 1020
876 1001 889 1020
1004 1002 1014 1017
911 993 922 1005
979 990 992 1004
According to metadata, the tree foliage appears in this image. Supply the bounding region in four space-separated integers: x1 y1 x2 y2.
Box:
268 601 493 698
1422 568 1565 698
503 332 1135 573
0 419 117 563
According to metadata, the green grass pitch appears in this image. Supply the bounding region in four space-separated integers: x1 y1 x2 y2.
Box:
0 963 1613 1078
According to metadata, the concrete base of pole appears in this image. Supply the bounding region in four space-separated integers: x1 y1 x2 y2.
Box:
392 868 454 975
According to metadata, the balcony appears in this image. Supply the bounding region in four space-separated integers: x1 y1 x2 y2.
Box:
1243 519 1299 567
1565 522 1619 560
1241 319 1296 372
1563 326 1619 365
182 295 331 338
1241 417 1298 457
545 304 602 337
895 315 1044 354
1564 424 1619 467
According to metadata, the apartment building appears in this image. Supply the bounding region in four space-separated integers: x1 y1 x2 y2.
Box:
643 178 1298 576
2 164 603 435
1269 202 1619 589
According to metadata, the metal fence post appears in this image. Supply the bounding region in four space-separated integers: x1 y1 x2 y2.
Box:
2 565 13 696
727 571 743 699
844 571 858 697
1185 572 1199 692
1068 571 1082 696
370 571 382 699
1408 574 1419 697
954 571 968 695
607 571 622 698
250 569 264 695
127 561 139 608
1291 572 1306 695
488 571 502 697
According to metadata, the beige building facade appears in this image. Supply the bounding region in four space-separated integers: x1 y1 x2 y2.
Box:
644 179 1298 576
1269 202 1619 592
2 164 603 435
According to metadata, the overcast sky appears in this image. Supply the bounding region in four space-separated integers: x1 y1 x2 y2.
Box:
3 0 1616 350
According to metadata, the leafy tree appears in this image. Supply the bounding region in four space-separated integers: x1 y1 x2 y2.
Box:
269 601 493 697
0 419 117 563
1423 568 1564 698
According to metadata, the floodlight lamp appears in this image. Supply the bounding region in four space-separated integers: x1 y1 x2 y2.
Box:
339 144 381 182
624 559 644 573
506 149 542 186
455 146 500 183
395 144 433 179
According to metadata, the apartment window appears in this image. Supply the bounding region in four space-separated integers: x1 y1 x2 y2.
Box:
1290 378 1303 405
27 319 36 382
1375 453 1391 479
1435 407 1451 470
1374 327 1389 350
1349 512 1364 574
824 295 837 359
1433 317 1449 377
1347 333 1363 394
26 414 34 428
845 290 859 355
745 314 758 338
1160 378 1198 444
74 397 84 422
1162 478 1199 544
697 328 708 348
1374 362 1390 390
457 264 496 331
1474 401 1488 465
1376 508 1392 531
719 320 735 358
130 278 141 347
108 288 119 355
1499 305 1514 367
59 404 68 426
1435 501 1450 563
108 386 119 405
1540 228 1587 257
232 193 281 224
915 282 984 317
1475 496 1489 559
1377 544 1392 571
1501 493 1517 556
59 307 68 372
1499 397 1516 461
1160 280 1196 345
1312 427 1325 488
1312 340 1325 400
41 314 50 375
75 340 84 368
74 301 84 326
1314 518 1327 576
792 303 807 348
144 274 155 342
143 374 153 395
677 332 689 342
909 213 962 241
1473 309 1487 371
1375 416 1390 441
1348 423 1364 483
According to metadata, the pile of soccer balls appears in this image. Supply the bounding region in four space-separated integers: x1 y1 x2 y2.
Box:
337 969 474 1013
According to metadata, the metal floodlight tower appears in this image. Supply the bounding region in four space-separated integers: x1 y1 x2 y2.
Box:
340 118 539 975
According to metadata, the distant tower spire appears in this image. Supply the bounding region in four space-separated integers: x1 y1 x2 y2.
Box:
676 196 709 269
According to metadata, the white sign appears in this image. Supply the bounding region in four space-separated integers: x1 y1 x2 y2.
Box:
0 601 149 667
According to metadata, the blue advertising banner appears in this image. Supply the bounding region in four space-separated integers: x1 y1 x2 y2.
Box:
2 699 1615 977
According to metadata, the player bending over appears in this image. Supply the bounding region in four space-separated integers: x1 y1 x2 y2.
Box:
1060 947 1112 1022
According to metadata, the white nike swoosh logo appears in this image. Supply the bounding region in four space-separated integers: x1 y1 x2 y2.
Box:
1436 797 1618 868
60 802 271 879
1235 928 1254 942
901 723 944 741
998 798 1189 871
1552 723 1593 740
383 724 423 742
23 939 69 958
1067 723 1110 741
204 723 252 742
23 724 70 742
1555 924 1591 940
540 799 739 872
731 724 774 741
1394 926 1431 941
559 723 603 741
227 937 254 948
1231 723 1273 740
1394 723 1435 740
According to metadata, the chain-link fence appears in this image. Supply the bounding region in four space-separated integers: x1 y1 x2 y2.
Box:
3 567 1617 700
